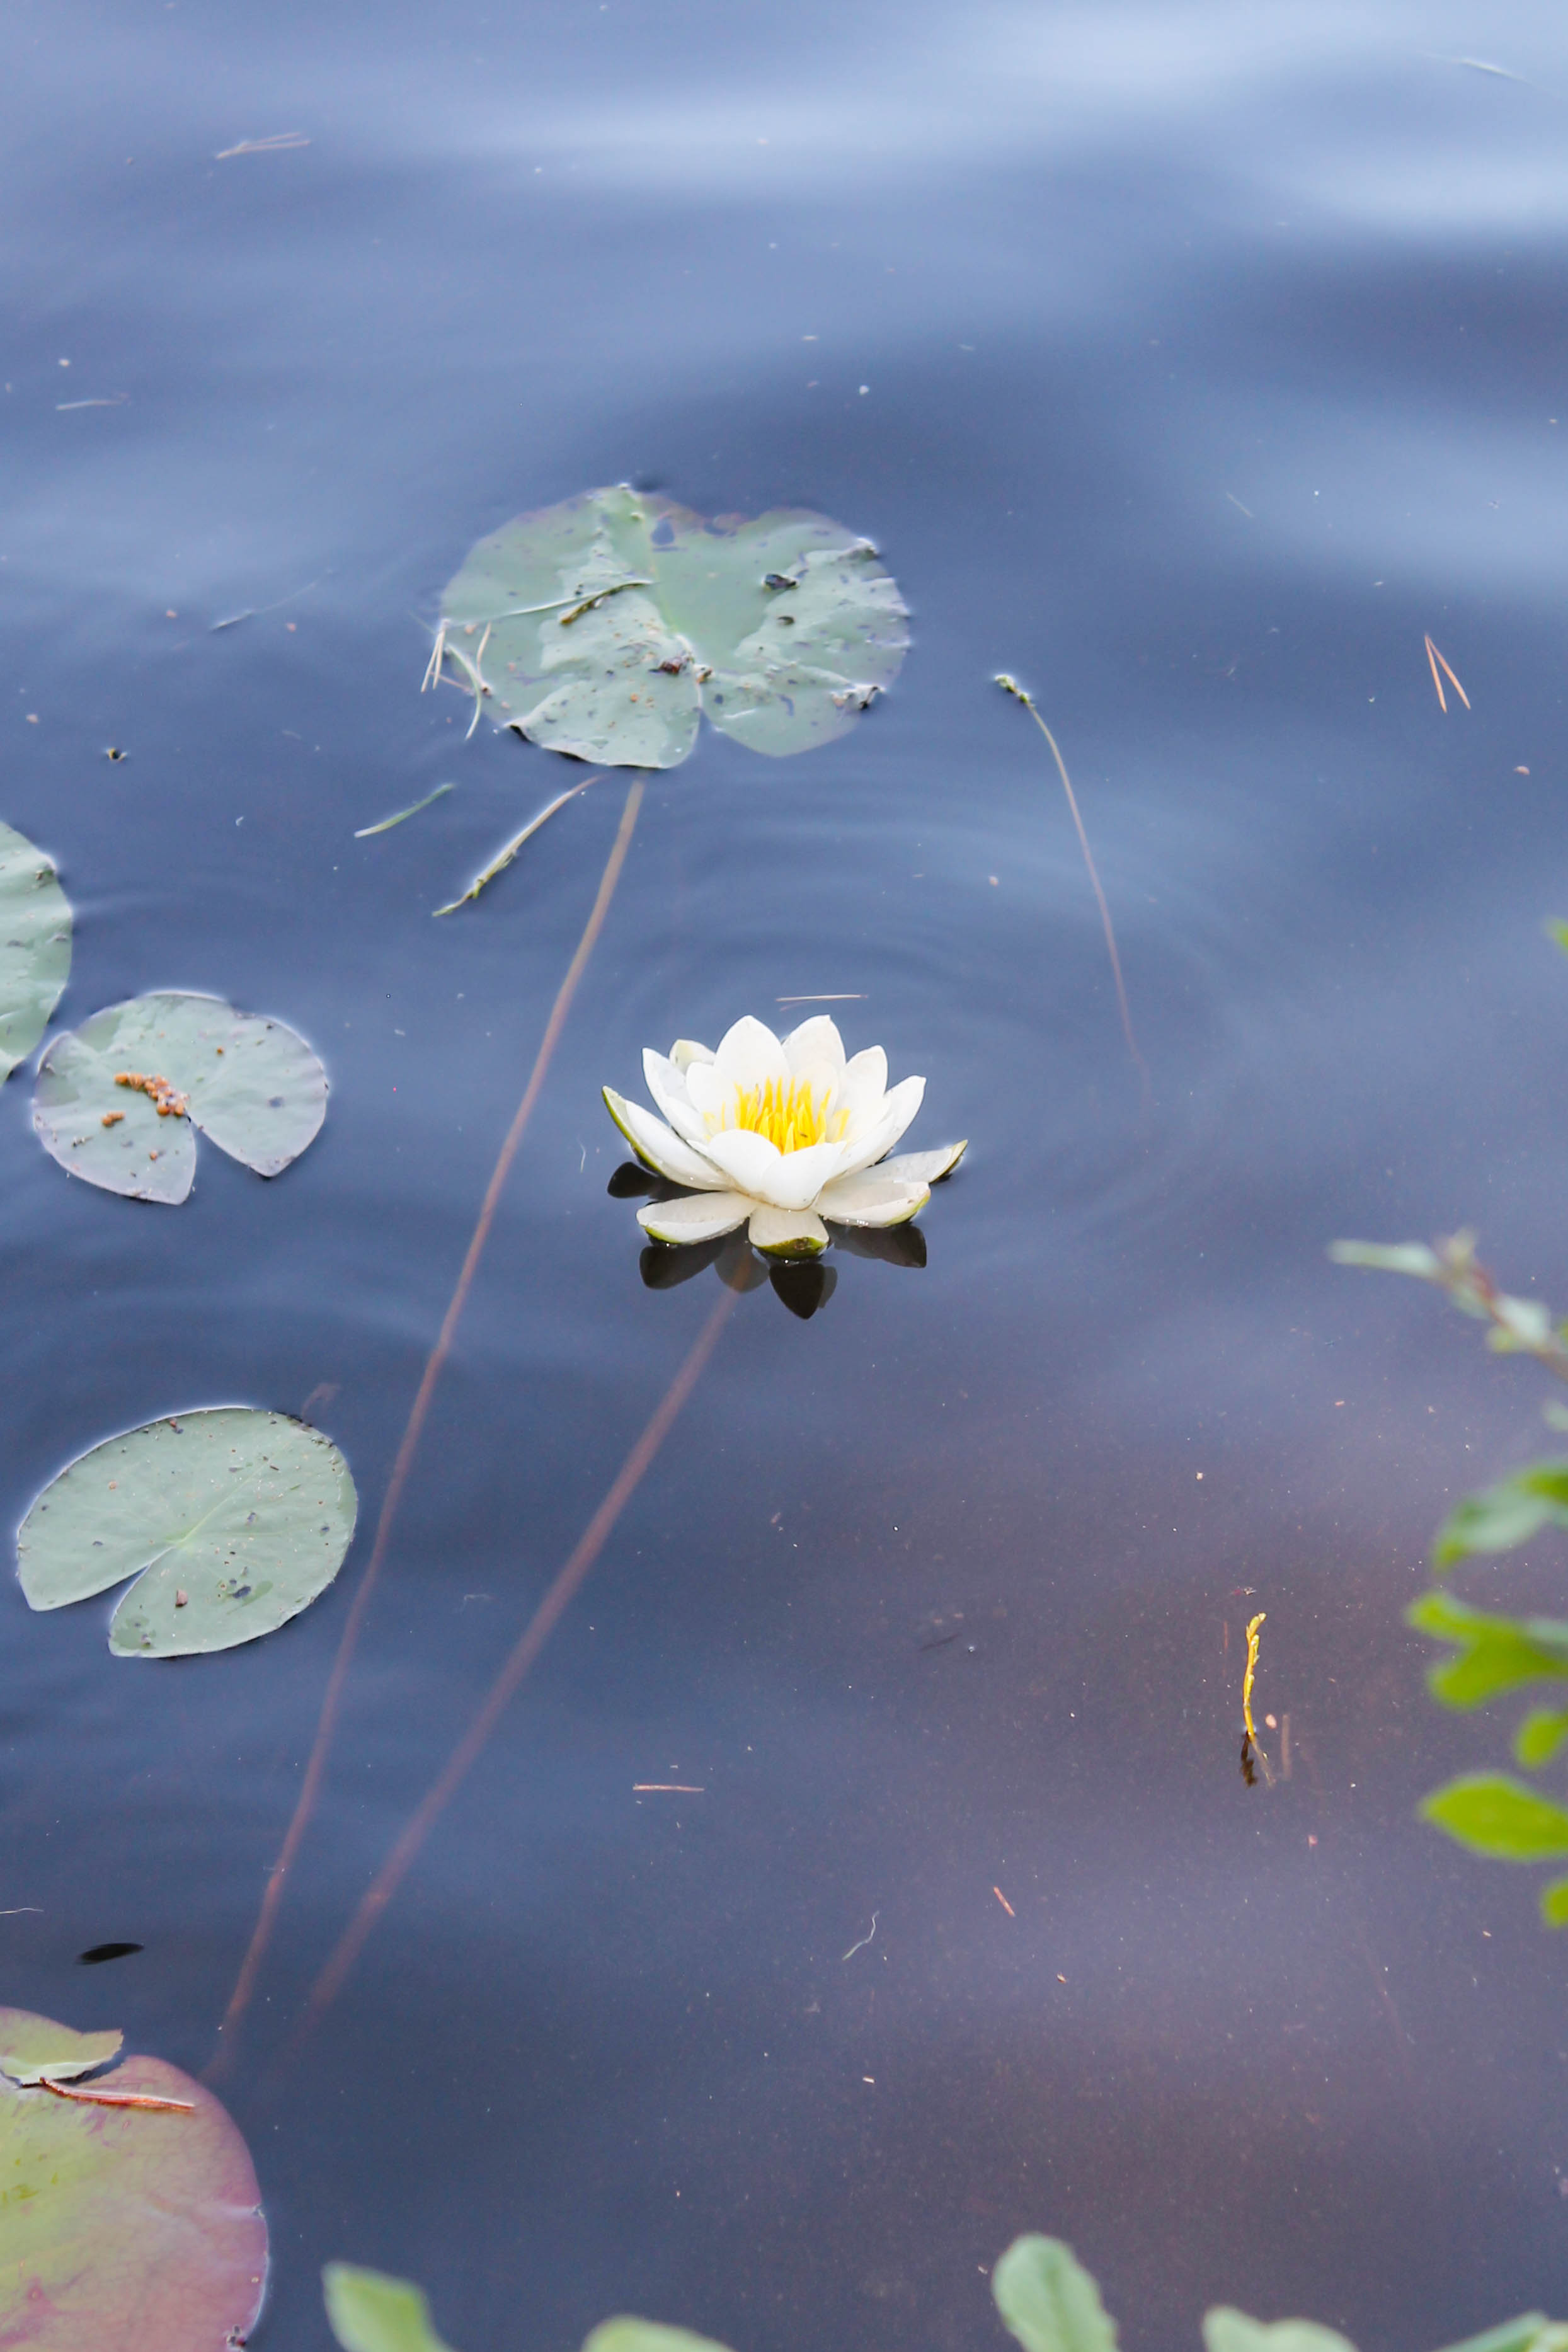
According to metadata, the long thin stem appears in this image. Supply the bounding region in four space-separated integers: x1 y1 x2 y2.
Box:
995 675 1148 1093
290 1283 737 2045
210 779 645 2073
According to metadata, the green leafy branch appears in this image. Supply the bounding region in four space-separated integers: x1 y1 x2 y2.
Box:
1332 1229 1568 1922
323 2235 1567 2352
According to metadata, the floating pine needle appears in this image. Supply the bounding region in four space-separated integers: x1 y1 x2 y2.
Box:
212 784 644 2074
290 1284 736 2045
354 782 455 838
633 1784 705 1793
1424 634 1471 713
1239 1610 1274 1787
40 2077 194 2113
842 1912 879 1961
433 776 601 914
995 675 1148 1093
214 132 310 157
993 1886 1016 1918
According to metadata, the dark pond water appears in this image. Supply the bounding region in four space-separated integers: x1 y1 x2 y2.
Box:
8 3 1568 2344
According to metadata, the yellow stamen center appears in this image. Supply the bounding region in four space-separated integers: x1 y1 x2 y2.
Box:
707 1076 848 1156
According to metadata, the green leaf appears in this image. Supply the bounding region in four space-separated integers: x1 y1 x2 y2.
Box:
582 2324 738 2352
0 2007 122 2086
33 989 327 1202
0 818 71 1081
1327 1239 1441 1278
435 486 908 769
1547 919 1568 956
324 2264 459 2352
1203 2313 1358 2352
1435 2315 1559 2352
1540 1879 1568 1928
17 1406 358 1656
1408 1591 1568 1707
1433 1462 1568 1569
1421 1772 1568 1860
0 2005 266 2350
992 2234 1119 2352
1515 1707 1568 1769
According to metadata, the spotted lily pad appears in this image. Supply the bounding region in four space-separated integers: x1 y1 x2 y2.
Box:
0 2005 267 2350
18 1406 358 1657
433 485 908 767
0 818 71 1082
33 989 326 1202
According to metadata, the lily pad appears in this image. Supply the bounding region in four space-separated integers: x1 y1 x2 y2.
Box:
33 990 326 1202
0 2005 266 2350
18 1406 358 1657
0 818 71 1081
433 485 908 768
0 2011 122 2087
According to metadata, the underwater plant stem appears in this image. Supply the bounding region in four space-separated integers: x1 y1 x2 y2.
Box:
995 675 1148 1092
211 780 644 2071
293 1284 737 2041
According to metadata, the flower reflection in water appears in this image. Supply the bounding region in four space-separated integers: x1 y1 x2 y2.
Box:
604 1011 965 1319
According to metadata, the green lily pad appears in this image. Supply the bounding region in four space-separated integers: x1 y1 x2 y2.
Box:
993 2235 1120 2352
18 1406 358 1657
0 2005 266 2350
0 2010 122 2087
33 989 327 1203
324 2264 459 2352
0 818 71 1082
433 485 908 768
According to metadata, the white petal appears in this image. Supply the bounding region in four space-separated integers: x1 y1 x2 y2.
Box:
712 1014 789 1094
669 1038 714 1072
835 1073 925 1178
602 1088 730 1188
701 1127 848 1209
747 1204 829 1256
643 1048 710 1147
781 1014 846 1083
835 1045 889 1137
816 1169 930 1227
879 1140 968 1185
638 1190 751 1244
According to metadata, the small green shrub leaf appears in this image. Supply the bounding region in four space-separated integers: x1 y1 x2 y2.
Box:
992 2234 1119 2352
33 990 326 1202
1433 1462 1568 1569
1203 2313 1358 2352
0 818 71 1081
1408 1591 1568 1708
18 1406 358 1656
324 2264 459 2352
583 2324 738 2352
435 486 908 769
1514 1707 1568 1769
1421 1771 1568 1860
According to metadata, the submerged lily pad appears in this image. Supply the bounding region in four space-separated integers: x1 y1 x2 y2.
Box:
325 2264 459 2352
18 1406 358 1657
0 2005 266 2350
433 485 908 768
33 989 326 1202
0 818 71 1082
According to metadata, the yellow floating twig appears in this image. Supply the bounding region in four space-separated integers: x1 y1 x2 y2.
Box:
1242 1611 1266 1743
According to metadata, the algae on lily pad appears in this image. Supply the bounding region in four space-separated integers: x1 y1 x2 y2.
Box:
430 485 908 768
0 2004 266 2350
33 989 326 1202
18 1406 358 1657
0 818 71 1082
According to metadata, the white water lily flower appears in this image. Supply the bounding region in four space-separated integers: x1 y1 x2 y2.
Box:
604 1014 967 1258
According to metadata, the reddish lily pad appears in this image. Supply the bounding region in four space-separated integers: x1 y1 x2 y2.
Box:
0 2005 267 2349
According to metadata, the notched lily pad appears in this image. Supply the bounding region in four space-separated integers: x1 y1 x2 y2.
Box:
431 484 908 768
33 989 326 1202
0 2005 266 2351
18 1405 358 1657
0 817 71 1081
0 2008 122 2086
